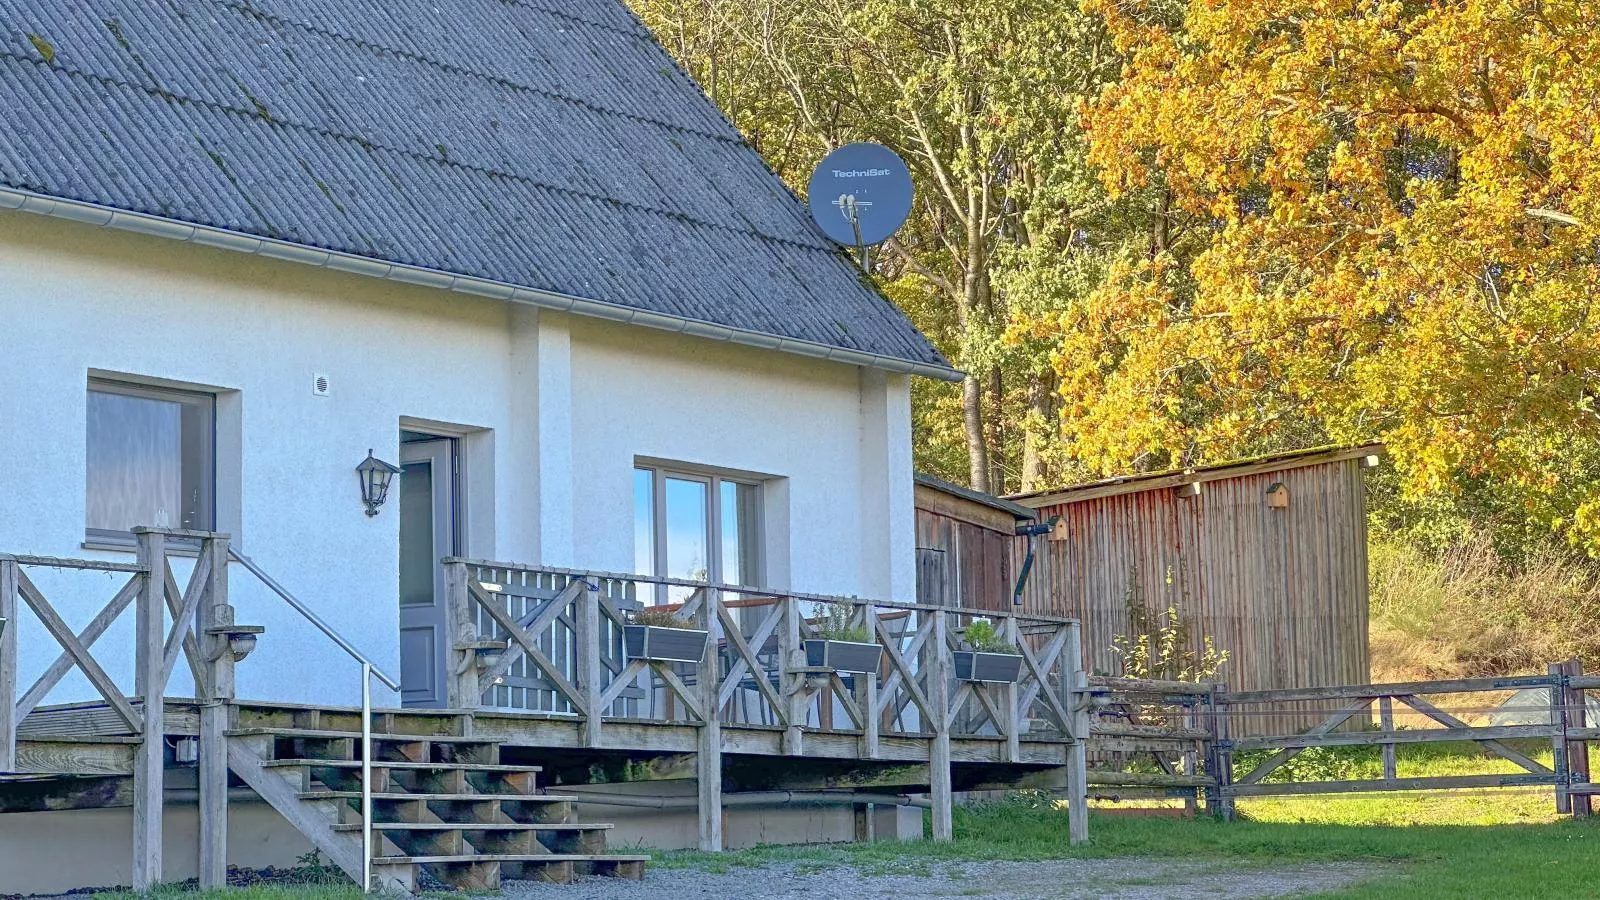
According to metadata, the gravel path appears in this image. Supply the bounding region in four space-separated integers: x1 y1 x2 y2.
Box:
505 858 1382 900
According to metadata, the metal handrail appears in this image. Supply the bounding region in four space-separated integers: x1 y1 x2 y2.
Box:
228 547 395 892
228 548 401 690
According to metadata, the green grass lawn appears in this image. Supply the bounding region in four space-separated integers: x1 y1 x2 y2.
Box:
652 742 1598 898
648 799 1599 899
99 744 1599 899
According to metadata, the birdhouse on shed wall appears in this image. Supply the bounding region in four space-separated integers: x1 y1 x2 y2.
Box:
1265 482 1290 509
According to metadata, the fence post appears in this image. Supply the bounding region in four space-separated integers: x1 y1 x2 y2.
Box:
1211 682 1235 822
1552 662 1572 815
197 535 234 890
132 529 167 891
1064 621 1089 845
1182 700 1198 817
0 559 16 774
1567 659 1592 818
697 587 724 851
929 610 954 841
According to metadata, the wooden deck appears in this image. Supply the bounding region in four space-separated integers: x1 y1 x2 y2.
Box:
9 697 1076 800
2 529 1092 891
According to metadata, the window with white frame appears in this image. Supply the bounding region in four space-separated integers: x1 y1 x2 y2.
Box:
86 378 216 540
634 464 761 605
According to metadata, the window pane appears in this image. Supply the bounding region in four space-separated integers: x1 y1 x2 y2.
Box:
398 461 435 607
663 477 708 605
720 480 760 587
634 468 654 577
86 384 214 533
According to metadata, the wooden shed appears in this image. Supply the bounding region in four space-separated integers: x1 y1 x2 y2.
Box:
1009 445 1382 734
913 473 1037 612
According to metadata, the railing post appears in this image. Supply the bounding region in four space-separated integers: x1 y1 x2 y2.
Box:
1064 621 1088 845
0 559 17 774
198 534 233 890
856 605 880 760
361 662 374 894
580 581 603 748
132 529 167 892
780 596 804 755
929 610 953 841
697 587 724 851
1001 615 1020 764
444 562 479 710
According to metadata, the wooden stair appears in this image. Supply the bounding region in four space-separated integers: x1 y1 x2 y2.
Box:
226 726 647 891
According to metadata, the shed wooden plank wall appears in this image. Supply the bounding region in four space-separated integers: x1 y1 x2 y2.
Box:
915 485 1017 614
1016 458 1370 735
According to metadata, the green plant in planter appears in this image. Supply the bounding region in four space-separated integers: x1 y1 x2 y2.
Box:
814 601 871 643
631 606 686 628
962 619 1017 654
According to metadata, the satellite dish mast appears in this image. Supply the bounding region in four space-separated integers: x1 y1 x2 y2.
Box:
807 143 914 271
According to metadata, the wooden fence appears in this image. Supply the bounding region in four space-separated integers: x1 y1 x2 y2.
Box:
1080 663 1597 819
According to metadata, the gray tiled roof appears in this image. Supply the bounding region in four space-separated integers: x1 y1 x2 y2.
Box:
0 0 951 374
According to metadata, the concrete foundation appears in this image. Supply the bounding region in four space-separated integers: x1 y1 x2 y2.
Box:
0 783 923 895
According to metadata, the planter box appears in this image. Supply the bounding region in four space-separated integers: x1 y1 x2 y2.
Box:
953 650 1023 683
804 639 883 674
624 624 710 664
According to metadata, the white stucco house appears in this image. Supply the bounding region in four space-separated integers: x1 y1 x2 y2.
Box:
0 0 957 711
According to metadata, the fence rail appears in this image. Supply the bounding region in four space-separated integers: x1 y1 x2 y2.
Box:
1079 661 1597 820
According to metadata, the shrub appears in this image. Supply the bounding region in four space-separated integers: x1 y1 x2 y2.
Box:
814 601 872 643
1109 575 1229 683
962 619 1017 653
631 606 687 628
1370 532 1600 680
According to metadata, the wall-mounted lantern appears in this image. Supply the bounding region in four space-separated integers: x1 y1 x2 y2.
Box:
1266 482 1290 509
357 450 402 517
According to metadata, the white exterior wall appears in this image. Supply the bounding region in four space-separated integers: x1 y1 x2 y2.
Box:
0 210 916 707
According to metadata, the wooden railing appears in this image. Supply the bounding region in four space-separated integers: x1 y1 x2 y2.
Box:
0 529 252 890
443 558 1091 847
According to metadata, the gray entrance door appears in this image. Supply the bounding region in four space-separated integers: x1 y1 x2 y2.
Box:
399 438 456 707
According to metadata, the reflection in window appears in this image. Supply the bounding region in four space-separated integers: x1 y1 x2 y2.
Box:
720 480 760 588
86 379 215 537
634 465 762 606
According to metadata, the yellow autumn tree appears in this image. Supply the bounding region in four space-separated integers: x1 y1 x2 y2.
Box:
1052 0 1600 550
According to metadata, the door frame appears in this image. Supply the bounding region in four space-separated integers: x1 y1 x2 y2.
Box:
398 434 461 708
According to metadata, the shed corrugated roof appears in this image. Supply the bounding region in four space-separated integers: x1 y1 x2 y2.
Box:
0 0 952 376
914 472 1035 521
1008 443 1385 508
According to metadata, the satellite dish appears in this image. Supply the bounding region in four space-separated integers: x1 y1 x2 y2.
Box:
807 143 914 266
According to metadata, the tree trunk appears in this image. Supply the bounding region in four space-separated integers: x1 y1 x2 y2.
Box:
964 374 990 493
987 365 1005 494
1020 369 1057 492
